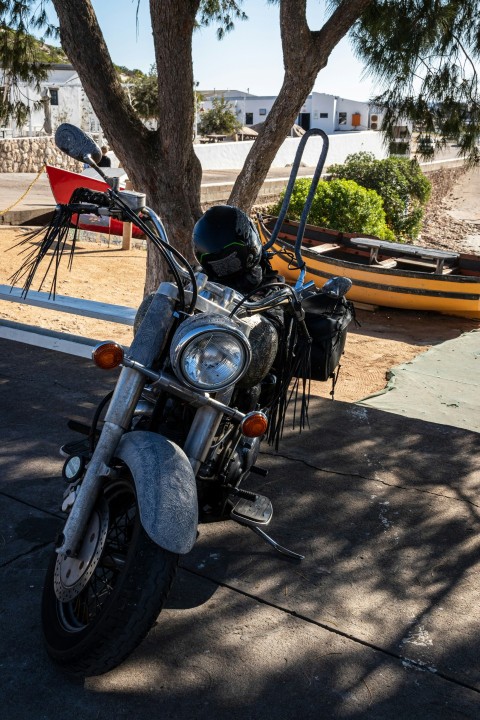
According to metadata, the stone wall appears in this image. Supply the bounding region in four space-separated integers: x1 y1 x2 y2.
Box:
0 137 82 173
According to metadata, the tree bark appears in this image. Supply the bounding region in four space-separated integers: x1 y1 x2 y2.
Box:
52 0 202 294
228 0 373 210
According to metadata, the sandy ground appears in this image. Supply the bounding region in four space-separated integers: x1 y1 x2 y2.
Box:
1 165 479 402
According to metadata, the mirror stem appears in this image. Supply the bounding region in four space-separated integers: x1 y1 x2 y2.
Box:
82 154 115 187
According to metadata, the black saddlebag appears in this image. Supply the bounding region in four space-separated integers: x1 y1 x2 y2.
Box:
302 293 353 381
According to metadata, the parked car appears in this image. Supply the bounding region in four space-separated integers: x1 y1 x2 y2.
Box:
417 135 435 153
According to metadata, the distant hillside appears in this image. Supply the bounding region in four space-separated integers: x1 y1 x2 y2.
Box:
0 27 68 64
33 40 69 64
0 27 145 77
115 65 146 80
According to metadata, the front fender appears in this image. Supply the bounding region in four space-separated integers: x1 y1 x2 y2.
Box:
115 431 198 554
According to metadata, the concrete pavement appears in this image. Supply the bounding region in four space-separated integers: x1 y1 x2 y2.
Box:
0 166 317 226
1 337 479 718
0 150 464 226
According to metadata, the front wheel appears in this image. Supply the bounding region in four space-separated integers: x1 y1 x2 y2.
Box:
41 475 178 676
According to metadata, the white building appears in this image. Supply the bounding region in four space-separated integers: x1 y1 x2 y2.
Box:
0 63 101 137
0 72 395 170
0 72 382 140
200 90 374 133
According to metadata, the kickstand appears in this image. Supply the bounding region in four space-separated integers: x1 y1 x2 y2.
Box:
250 525 305 561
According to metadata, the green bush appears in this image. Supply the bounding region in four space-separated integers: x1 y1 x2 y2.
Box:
270 178 395 241
327 152 431 241
198 95 241 136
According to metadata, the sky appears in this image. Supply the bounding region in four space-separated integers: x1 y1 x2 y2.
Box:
44 0 377 102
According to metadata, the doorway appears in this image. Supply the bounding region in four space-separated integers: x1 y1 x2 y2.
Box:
298 113 311 131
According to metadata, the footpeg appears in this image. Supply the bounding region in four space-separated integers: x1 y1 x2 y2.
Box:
60 437 91 459
230 494 273 526
249 466 268 477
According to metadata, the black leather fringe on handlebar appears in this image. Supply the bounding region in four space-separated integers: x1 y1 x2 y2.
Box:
266 314 311 450
9 188 110 298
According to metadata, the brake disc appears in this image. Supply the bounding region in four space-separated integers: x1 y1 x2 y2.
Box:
54 498 109 602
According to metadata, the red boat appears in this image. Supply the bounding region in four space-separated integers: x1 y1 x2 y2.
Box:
46 164 144 238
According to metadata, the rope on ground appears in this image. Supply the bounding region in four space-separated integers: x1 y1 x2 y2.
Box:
0 166 46 216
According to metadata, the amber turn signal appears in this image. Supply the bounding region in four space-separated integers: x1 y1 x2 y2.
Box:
92 341 124 370
240 411 268 438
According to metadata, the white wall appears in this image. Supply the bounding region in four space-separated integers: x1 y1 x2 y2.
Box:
336 97 370 131
194 130 388 170
200 91 371 134
200 95 277 128
1 67 97 138
310 94 336 133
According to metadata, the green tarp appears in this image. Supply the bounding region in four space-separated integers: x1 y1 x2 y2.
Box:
358 329 480 433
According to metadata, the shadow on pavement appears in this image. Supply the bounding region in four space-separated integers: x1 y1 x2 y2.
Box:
0 340 479 718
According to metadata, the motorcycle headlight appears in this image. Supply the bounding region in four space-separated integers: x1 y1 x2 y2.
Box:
170 314 251 392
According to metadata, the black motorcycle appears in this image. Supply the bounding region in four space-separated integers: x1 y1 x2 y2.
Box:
12 124 353 675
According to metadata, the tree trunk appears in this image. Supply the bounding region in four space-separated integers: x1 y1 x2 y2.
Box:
52 0 202 294
229 0 373 210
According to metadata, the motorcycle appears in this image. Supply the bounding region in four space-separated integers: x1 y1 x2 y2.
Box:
13 124 353 676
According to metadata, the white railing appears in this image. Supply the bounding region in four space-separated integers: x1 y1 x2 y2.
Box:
0 284 135 358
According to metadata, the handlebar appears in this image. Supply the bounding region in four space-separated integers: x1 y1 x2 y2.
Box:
85 187 199 314
68 188 317 319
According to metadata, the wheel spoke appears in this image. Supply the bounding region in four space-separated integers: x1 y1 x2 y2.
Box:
102 551 127 569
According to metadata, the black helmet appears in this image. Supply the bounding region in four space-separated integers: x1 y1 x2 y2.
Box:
192 205 263 283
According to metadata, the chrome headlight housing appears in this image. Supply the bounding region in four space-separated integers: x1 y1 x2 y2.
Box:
170 314 252 392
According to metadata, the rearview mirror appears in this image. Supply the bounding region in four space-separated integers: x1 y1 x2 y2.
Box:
55 123 102 164
321 276 352 299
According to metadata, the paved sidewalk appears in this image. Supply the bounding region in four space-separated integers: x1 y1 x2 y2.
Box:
0 166 317 226
1 337 479 718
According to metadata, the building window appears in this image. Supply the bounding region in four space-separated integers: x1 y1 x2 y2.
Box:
259 108 267 116
338 112 347 125
245 112 253 125
319 112 328 118
49 88 59 106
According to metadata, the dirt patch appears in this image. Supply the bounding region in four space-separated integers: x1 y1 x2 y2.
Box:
1 227 145 347
1 166 479 402
418 166 480 251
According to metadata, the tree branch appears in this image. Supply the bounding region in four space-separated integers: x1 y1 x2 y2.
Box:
51 0 149 166
229 0 373 210
312 0 373 58
149 0 200 165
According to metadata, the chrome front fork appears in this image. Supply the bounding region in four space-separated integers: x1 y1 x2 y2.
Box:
55 366 147 556
56 290 177 557
183 388 234 474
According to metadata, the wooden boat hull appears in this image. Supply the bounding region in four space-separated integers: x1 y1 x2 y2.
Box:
46 165 144 239
259 218 480 320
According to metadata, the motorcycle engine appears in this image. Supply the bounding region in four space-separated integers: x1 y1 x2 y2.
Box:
225 436 262 485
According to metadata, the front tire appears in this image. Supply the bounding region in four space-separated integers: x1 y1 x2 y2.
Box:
42 475 178 676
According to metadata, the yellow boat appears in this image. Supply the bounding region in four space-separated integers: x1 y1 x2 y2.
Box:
257 216 480 320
